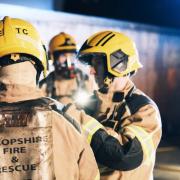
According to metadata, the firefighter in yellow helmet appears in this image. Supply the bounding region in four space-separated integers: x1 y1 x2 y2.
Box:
39 32 94 105
63 31 162 179
0 16 99 180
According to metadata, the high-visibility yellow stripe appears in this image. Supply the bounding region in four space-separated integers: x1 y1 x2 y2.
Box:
83 119 103 144
124 125 154 164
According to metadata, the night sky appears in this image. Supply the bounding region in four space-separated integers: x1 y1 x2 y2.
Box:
56 0 180 30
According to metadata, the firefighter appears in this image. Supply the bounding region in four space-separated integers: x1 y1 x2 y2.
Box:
0 16 99 180
63 31 162 179
39 32 94 105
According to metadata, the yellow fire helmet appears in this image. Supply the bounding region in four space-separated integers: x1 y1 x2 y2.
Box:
78 30 143 77
49 32 77 60
0 16 47 77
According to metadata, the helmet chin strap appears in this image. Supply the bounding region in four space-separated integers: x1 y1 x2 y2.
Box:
99 71 131 93
99 75 114 94
104 76 113 86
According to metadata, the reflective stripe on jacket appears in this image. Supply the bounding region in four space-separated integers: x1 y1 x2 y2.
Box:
65 79 162 180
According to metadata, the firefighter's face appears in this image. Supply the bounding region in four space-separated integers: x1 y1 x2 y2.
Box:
56 52 76 67
54 53 76 71
89 56 107 88
54 52 76 78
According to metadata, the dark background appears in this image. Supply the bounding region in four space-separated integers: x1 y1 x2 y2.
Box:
57 0 180 30
1 0 180 29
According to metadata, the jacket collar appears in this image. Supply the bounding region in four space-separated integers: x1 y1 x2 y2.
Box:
0 83 43 103
98 79 135 102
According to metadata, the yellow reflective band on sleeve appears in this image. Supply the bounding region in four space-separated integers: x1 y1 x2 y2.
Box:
82 119 103 144
124 125 155 164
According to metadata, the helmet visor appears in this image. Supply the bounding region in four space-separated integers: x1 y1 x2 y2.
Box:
110 50 128 74
54 52 77 67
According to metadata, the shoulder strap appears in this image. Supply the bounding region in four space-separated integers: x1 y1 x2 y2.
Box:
39 72 55 97
115 90 153 121
125 93 153 115
44 97 81 133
